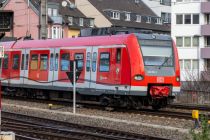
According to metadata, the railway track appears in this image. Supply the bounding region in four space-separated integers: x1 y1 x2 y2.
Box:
169 104 210 111
3 95 204 120
1 111 169 140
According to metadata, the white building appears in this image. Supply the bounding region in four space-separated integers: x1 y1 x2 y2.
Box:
142 0 171 23
172 0 210 81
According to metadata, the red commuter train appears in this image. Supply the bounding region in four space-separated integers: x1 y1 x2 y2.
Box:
0 33 180 109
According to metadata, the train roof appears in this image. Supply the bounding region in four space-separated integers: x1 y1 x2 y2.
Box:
0 34 133 50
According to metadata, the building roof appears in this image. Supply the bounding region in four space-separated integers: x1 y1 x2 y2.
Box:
88 0 170 32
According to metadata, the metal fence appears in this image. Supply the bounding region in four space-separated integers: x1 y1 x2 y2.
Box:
174 90 210 105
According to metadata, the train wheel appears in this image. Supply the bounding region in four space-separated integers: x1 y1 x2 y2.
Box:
99 95 110 106
151 100 161 110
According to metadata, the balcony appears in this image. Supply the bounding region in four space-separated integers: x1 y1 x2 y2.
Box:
201 48 210 58
51 16 63 24
201 2 210 13
201 24 210 36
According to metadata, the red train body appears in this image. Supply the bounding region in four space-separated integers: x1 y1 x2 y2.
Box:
0 33 180 109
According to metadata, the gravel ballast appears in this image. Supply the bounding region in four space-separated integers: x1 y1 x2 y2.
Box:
2 99 193 140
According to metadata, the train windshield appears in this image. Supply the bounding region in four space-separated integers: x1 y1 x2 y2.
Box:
138 39 174 67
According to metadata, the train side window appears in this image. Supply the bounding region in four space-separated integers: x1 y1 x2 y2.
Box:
99 53 110 72
75 53 84 71
40 54 48 70
26 54 29 70
92 52 97 72
12 54 20 70
55 53 58 71
116 48 121 63
50 53 54 71
30 54 38 70
21 54 25 70
86 52 90 72
61 53 70 71
3 54 8 69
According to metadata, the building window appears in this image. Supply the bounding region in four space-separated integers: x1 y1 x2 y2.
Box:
160 0 171 6
52 9 58 16
155 18 162 24
125 13 130 21
193 14 199 24
207 14 210 24
179 59 183 70
184 59 191 69
90 19 94 27
79 18 84 26
192 60 198 70
176 37 183 47
136 15 141 22
184 37 191 47
193 36 199 47
99 53 110 72
146 17 151 23
161 12 171 23
176 14 183 24
111 11 120 20
52 26 62 39
184 14 191 24
68 17 73 25
48 8 52 16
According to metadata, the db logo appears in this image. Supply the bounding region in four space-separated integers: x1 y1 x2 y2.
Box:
157 77 164 83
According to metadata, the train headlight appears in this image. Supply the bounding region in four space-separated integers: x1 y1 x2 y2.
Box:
176 76 180 82
134 75 144 81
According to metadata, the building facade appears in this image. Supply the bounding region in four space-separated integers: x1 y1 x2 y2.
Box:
76 0 170 34
0 0 94 40
142 0 171 24
172 0 210 81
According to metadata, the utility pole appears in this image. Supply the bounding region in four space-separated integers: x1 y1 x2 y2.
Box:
73 61 76 114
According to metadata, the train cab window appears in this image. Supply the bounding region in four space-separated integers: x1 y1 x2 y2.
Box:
99 53 110 72
26 54 29 70
75 53 84 71
55 53 58 71
92 52 97 72
3 54 8 69
12 54 20 70
86 52 90 72
40 54 48 70
21 54 25 70
116 48 121 63
50 53 54 71
61 53 70 71
30 54 38 70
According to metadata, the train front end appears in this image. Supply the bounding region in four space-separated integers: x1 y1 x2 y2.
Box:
131 34 180 109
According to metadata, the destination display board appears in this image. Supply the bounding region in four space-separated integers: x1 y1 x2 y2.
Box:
139 39 172 47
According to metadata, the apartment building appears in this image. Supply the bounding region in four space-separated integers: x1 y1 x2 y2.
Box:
172 0 210 81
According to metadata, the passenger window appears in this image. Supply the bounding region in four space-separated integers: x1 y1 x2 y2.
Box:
26 54 29 70
99 53 110 72
30 54 38 70
61 53 70 71
55 53 58 71
86 52 90 72
50 53 54 71
40 54 48 70
75 53 84 71
12 54 20 70
3 54 8 69
21 54 25 70
116 48 121 63
92 52 97 72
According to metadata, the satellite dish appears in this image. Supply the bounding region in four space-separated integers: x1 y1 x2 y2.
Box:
62 1 68 7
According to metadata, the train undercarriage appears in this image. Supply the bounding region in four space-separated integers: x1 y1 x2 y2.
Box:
2 86 175 110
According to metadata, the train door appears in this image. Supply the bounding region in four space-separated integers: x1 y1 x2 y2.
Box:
29 50 49 81
112 48 122 84
2 52 10 79
49 48 56 84
10 51 21 79
89 47 98 89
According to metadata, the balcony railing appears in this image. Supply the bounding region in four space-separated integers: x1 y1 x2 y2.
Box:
201 24 210 36
51 16 63 24
201 47 210 58
201 1 210 13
